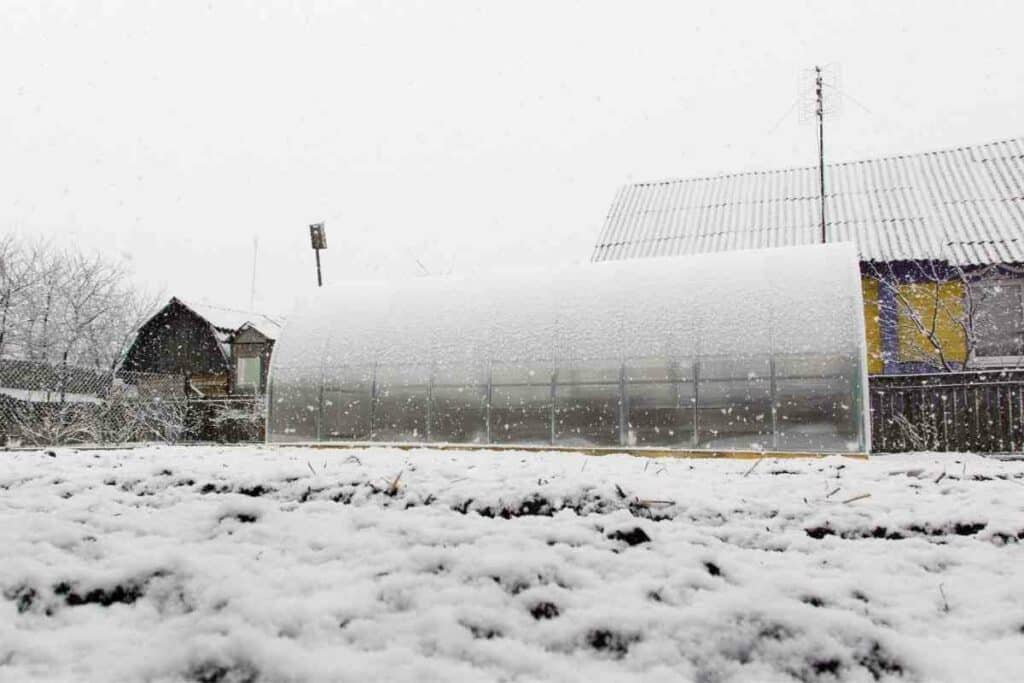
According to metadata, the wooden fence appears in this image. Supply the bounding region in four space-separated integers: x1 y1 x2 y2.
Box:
869 370 1024 453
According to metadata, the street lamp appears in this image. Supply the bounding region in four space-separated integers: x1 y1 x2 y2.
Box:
309 222 327 287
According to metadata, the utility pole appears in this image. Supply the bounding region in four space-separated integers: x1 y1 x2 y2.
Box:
815 65 827 244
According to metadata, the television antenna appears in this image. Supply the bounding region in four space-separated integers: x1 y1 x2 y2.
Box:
799 64 841 243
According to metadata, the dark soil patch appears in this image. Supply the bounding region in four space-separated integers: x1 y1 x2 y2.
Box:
3 585 37 613
810 658 842 676
607 527 651 546
187 661 260 683
805 525 835 539
190 478 681 523
53 571 167 608
704 561 722 577
236 485 273 498
855 641 904 681
530 601 560 620
807 522 993 542
757 622 795 642
517 494 554 516
586 629 639 658
463 622 502 640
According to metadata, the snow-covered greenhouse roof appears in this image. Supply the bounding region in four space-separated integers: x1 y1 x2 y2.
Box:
591 137 1024 266
268 243 870 454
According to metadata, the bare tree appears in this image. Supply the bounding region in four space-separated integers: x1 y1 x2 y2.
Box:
864 260 978 373
0 237 165 445
1 237 160 370
0 237 46 359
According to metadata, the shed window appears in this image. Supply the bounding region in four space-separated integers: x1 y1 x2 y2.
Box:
237 356 262 391
972 281 1024 358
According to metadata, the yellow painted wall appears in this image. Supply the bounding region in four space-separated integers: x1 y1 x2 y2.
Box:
860 278 884 375
894 281 968 366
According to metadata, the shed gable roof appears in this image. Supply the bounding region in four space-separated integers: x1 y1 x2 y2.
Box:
174 299 283 342
591 137 1024 266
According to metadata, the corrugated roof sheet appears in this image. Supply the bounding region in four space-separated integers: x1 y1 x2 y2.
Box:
176 299 284 341
591 137 1024 265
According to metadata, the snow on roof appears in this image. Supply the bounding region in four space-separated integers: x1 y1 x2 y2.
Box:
175 299 284 341
592 136 1024 266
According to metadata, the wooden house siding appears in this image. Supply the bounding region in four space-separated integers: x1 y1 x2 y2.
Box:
121 300 230 396
122 299 277 397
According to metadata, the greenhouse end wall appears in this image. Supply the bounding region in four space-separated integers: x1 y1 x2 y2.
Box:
268 243 871 454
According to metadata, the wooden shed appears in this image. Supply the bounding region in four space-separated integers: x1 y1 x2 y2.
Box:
121 298 281 397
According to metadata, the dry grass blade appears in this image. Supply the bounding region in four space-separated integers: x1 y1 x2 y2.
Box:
825 487 841 499
841 493 871 504
636 498 675 507
385 469 404 497
934 471 946 484
306 461 316 476
743 457 765 478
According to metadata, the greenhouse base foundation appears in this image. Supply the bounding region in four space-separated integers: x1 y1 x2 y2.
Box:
275 441 868 460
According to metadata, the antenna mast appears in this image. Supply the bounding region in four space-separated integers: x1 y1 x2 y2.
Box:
249 236 258 310
815 65 826 244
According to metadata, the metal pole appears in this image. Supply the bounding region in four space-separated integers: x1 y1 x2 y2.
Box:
249 237 258 309
816 65 827 244
550 369 557 446
485 362 493 444
315 249 323 287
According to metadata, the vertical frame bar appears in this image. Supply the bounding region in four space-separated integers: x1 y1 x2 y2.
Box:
618 363 628 447
550 368 558 446
485 361 493 444
369 362 378 441
692 358 700 448
769 356 778 450
426 364 433 442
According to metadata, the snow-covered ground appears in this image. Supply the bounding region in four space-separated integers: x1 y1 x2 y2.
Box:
2 446 1023 683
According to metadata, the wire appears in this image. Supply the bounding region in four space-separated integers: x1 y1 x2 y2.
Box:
823 81 873 116
765 95 801 136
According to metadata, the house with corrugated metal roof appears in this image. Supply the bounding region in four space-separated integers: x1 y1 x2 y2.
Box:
591 137 1024 375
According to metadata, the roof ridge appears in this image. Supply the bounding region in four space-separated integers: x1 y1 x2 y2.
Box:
627 136 1024 188
177 298 283 325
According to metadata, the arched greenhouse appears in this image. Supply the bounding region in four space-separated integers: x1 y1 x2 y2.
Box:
268 243 870 454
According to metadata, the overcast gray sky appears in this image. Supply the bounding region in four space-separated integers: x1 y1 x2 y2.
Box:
3 0 1023 315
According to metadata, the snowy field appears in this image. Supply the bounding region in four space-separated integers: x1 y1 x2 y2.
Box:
2 446 1023 683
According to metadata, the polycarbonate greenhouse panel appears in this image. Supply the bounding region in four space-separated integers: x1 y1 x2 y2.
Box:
267 242 870 453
